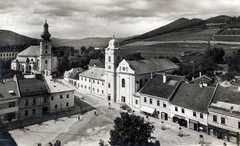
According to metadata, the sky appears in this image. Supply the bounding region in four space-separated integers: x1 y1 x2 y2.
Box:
0 0 239 39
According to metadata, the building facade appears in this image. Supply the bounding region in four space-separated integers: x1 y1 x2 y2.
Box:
11 21 58 74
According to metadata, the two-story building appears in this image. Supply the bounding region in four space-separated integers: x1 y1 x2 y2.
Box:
170 82 215 133
134 73 185 121
16 74 50 120
0 80 19 124
208 84 240 143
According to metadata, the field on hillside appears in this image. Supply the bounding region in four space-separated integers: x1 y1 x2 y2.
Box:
144 29 219 42
122 43 208 59
214 35 240 42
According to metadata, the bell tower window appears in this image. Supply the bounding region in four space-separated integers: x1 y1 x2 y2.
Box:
45 46 48 49
45 60 48 64
108 56 111 62
122 78 125 88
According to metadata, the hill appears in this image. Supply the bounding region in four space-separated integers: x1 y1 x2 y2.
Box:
52 37 119 49
0 30 39 47
121 18 205 45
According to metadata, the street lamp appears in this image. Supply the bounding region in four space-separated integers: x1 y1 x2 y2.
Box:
161 121 165 130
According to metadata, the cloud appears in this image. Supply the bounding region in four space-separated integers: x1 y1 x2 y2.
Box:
0 0 239 39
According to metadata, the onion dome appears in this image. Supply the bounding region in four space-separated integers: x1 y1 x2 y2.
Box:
41 20 51 41
107 35 119 49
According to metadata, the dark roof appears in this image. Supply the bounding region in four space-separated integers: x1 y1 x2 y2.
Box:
140 74 185 99
190 75 212 84
17 45 40 57
0 81 19 99
127 59 179 74
68 68 85 80
89 59 104 68
212 85 240 105
170 82 215 113
17 74 49 97
0 122 18 146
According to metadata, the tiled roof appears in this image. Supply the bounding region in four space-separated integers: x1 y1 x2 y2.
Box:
140 74 185 99
127 59 179 74
89 59 104 68
170 82 215 113
12 57 28 63
0 81 19 99
79 67 105 80
17 74 49 97
68 68 85 80
212 85 240 105
17 45 40 57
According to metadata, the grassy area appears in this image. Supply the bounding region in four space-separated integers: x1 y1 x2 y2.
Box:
145 29 219 42
214 35 240 42
122 43 208 59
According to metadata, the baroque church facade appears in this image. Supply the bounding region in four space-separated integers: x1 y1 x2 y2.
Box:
78 37 180 108
11 21 58 75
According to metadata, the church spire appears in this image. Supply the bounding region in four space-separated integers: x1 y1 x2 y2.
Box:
41 20 51 41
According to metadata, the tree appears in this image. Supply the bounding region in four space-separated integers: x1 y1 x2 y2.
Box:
125 52 144 61
57 56 70 75
109 112 160 146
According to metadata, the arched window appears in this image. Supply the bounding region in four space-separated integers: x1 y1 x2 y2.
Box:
108 56 111 62
122 78 125 88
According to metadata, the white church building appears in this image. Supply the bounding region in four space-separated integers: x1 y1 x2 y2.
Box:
78 37 179 108
11 21 58 75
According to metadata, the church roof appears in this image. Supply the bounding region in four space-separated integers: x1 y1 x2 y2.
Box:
79 67 105 80
17 46 40 57
127 59 179 74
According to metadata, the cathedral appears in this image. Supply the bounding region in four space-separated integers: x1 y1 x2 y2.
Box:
11 21 58 75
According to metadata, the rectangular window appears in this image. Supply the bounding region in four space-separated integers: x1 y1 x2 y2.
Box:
175 107 178 112
157 100 160 106
32 109 36 115
108 56 111 62
193 111 196 117
150 99 152 104
67 94 69 98
45 60 48 64
0 104 2 109
25 99 29 106
55 104 57 109
66 102 69 107
89 79 91 82
238 122 240 129
108 83 110 88
102 90 104 94
200 113 203 119
93 80 95 83
25 110 28 116
182 108 185 114
33 98 36 105
51 96 54 101
163 103 166 108
135 100 138 105
9 102 15 108
221 117 225 125
144 97 147 102
121 96 125 102
97 81 99 84
43 97 47 103
213 115 217 122
60 95 63 99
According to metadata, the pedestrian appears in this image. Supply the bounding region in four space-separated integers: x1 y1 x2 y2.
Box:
94 110 97 116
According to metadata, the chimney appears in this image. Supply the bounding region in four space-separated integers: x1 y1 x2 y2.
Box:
163 73 166 83
199 72 202 77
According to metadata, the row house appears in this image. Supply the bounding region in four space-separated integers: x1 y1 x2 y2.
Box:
0 81 19 124
45 76 74 113
78 67 105 97
170 82 215 133
134 73 185 121
64 68 85 87
208 84 240 143
16 74 50 120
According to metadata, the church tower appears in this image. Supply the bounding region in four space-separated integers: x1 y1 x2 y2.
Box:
105 36 122 102
39 20 54 75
